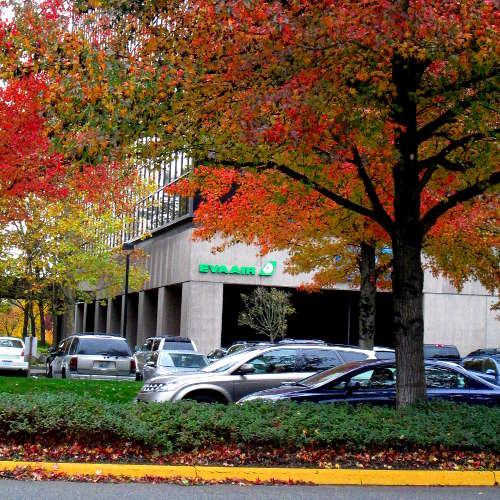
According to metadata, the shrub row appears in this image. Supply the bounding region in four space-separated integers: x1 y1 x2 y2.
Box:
0 393 498 453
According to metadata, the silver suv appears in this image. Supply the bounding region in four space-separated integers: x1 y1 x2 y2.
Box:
50 334 135 381
134 336 197 380
136 343 376 403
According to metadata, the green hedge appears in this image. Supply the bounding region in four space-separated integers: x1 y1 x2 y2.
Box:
0 393 498 453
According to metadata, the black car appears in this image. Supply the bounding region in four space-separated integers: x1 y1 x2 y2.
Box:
239 359 500 406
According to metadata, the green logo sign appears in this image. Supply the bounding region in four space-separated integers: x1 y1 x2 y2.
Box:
198 260 276 277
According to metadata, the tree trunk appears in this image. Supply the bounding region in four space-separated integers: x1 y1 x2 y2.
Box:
29 301 36 338
38 298 46 345
358 243 377 350
392 229 426 407
22 302 29 338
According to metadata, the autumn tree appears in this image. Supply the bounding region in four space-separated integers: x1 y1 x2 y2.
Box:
121 0 498 406
8 1 498 405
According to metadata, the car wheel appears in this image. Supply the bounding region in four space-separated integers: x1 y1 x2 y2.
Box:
184 393 225 404
46 362 52 378
19 370 28 378
61 368 66 379
135 372 143 382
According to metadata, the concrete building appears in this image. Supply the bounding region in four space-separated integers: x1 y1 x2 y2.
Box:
72 154 499 357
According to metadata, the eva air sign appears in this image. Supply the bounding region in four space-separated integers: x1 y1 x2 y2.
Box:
198 260 276 277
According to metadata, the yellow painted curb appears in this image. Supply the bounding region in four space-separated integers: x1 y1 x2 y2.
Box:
0 461 497 486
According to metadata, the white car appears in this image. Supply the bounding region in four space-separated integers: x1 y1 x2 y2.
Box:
0 337 28 376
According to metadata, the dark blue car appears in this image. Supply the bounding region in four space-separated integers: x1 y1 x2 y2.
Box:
239 359 500 406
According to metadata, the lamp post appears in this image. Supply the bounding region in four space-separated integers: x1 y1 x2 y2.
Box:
122 242 134 339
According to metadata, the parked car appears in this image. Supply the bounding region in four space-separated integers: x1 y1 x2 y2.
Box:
136 343 377 404
462 355 500 386
239 359 500 406
142 350 209 382
424 344 461 362
0 337 28 377
134 336 197 380
50 334 136 380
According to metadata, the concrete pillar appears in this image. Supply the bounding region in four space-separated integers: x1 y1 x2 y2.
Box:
121 294 139 348
156 286 181 336
180 281 223 354
82 303 88 332
94 300 107 333
137 290 157 346
106 297 121 335
74 303 84 333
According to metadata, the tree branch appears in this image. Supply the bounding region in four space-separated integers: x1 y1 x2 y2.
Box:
421 170 500 235
351 147 395 232
418 131 498 172
197 157 394 234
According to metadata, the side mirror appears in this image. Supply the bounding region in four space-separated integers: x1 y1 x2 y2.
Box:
346 380 360 394
237 363 255 375
485 368 497 376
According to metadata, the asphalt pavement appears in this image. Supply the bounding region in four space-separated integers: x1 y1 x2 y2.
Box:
0 481 498 500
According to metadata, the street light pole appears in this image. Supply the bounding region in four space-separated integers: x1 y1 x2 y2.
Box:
122 242 134 339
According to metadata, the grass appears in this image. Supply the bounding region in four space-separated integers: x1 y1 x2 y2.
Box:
0 375 142 404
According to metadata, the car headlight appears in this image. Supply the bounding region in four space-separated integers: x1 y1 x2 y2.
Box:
141 383 170 393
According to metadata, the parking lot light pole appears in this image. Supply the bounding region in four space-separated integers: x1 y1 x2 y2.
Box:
122 242 134 339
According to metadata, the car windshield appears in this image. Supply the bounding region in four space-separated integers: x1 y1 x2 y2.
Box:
0 338 23 348
424 345 460 359
77 338 131 357
159 352 208 369
298 361 374 387
202 351 252 373
162 341 194 351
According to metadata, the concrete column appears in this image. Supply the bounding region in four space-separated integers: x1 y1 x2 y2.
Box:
82 303 88 332
121 294 139 348
137 291 157 346
180 281 223 354
74 303 84 333
94 300 107 333
156 286 181 335
106 297 121 335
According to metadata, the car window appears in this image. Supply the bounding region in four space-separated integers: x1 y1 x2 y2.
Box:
463 359 484 372
329 366 396 390
246 349 298 374
69 339 79 355
150 351 159 365
0 338 23 348
300 349 342 372
62 339 72 354
153 339 162 351
424 345 460 360
159 352 208 369
146 339 154 351
425 366 466 389
76 338 131 357
338 350 369 362
162 341 194 351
